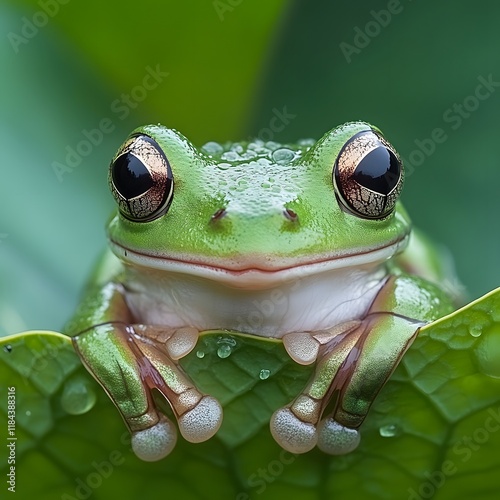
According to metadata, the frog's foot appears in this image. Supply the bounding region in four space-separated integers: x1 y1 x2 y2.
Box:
272 314 420 455
73 322 223 461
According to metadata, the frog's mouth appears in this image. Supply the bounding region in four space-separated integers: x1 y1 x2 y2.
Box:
109 232 409 289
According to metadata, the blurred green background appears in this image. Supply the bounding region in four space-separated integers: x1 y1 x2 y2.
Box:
1 0 499 337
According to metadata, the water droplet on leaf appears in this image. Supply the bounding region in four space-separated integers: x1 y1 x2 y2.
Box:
61 376 97 415
216 336 236 358
379 424 400 437
259 369 270 380
217 345 232 358
470 325 482 337
475 326 500 378
196 350 205 359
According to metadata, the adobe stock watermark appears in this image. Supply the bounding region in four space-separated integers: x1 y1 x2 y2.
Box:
213 0 244 21
6 386 16 493
401 74 500 176
407 405 500 499
236 277 301 333
339 0 407 63
26 340 68 378
7 0 71 54
52 64 169 182
60 450 125 500
60 432 132 500
251 106 297 143
235 449 297 499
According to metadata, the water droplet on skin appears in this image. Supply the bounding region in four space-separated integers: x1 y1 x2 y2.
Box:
475 326 500 378
259 369 271 380
470 325 482 337
241 150 257 160
222 151 241 162
272 148 295 164
201 142 223 155
379 424 400 437
230 143 244 154
61 377 97 415
196 350 205 359
248 140 264 151
217 345 232 358
265 141 280 151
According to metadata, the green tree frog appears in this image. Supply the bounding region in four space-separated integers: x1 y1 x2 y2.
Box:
65 122 455 461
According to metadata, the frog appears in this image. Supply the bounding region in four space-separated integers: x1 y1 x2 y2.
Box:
65 121 455 462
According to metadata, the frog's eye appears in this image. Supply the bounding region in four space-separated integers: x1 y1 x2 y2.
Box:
108 134 174 222
333 130 403 219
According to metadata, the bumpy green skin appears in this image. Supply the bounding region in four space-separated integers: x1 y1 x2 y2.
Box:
65 122 456 460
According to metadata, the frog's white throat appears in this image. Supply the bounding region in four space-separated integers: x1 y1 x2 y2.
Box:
115 240 406 338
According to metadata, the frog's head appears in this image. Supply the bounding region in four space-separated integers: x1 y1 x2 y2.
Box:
107 122 410 288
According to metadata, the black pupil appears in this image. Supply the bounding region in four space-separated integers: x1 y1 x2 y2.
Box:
112 153 154 199
353 146 400 195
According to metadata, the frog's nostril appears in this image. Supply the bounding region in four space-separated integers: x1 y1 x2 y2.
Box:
283 208 299 222
211 208 227 222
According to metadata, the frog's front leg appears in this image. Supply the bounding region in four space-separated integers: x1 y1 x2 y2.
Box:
67 283 222 461
271 275 449 455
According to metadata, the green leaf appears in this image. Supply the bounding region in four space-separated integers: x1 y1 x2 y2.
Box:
1 289 500 499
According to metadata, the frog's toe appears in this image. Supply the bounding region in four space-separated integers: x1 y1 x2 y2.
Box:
317 417 360 455
131 415 177 461
74 323 222 460
282 332 320 365
270 407 317 453
138 325 199 360
164 327 199 360
178 395 223 443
